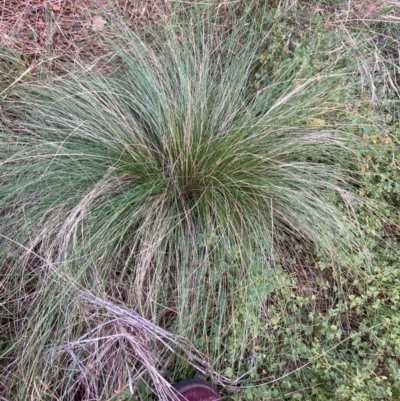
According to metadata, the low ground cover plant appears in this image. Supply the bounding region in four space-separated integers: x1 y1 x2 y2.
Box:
1 1 399 400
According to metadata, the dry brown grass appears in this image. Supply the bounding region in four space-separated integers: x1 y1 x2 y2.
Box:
0 0 169 78
0 0 180 101
1 0 96 56
350 0 399 20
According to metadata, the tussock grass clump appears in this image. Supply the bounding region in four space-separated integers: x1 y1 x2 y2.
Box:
0 5 376 400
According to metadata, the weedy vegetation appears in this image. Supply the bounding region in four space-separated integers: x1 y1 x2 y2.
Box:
0 1 399 400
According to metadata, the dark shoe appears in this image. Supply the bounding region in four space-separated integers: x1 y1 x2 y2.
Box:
172 378 220 401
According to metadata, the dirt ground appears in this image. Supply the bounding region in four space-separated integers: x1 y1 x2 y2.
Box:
0 0 166 64
1 0 398 60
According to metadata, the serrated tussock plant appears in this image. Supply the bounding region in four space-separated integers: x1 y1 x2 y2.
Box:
0 8 373 400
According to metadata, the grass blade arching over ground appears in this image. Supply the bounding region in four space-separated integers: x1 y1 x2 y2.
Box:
0 3 392 400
